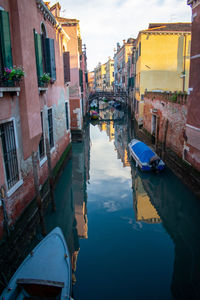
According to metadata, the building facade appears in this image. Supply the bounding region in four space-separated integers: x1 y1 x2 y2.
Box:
94 58 114 92
0 0 72 237
50 3 88 135
105 57 114 91
114 38 135 93
185 0 200 171
88 71 95 93
134 23 191 125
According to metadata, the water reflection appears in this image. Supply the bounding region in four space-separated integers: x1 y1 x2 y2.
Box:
0 104 199 300
132 168 161 223
44 123 90 287
136 170 200 299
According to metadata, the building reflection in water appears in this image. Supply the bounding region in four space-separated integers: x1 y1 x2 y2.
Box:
131 168 161 224
71 124 90 285
98 102 130 168
130 164 200 299
44 123 90 287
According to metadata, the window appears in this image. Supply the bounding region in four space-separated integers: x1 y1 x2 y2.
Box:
34 27 56 86
79 69 83 92
63 51 70 83
41 23 47 74
39 112 45 159
65 102 69 130
0 121 19 189
48 108 54 149
139 42 141 57
0 10 13 84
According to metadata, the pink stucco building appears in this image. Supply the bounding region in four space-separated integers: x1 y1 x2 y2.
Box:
49 3 89 137
0 0 72 237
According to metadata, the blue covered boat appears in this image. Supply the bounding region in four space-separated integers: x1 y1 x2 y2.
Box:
128 139 165 171
1 227 73 300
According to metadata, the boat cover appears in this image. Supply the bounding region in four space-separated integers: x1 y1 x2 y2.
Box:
130 141 155 163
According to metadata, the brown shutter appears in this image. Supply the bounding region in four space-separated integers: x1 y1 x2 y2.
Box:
63 52 70 83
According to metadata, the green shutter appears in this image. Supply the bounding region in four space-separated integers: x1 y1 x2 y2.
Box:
131 77 134 88
0 10 13 68
34 30 43 80
45 38 56 81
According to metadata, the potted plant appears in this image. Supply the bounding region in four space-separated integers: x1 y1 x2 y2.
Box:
2 66 25 86
39 73 51 87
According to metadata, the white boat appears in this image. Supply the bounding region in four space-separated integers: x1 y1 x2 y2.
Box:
128 139 165 172
1 227 73 300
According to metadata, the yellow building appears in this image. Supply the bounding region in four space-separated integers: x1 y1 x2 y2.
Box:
88 71 95 93
94 62 106 91
102 63 106 91
105 57 114 91
135 23 191 125
94 58 114 92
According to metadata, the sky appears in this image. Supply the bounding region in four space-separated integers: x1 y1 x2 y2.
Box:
50 0 191 71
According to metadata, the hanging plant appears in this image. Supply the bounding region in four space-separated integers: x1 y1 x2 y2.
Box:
3 66 25 83
40 73 51 84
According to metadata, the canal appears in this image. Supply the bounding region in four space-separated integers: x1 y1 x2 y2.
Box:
45 103 200 299
1 104 200 299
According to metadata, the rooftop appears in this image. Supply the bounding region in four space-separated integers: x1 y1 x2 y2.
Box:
147 23 191 32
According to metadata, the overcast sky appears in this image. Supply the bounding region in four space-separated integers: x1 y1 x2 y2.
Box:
50 0 191 71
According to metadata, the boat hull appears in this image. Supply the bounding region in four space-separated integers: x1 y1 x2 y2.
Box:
1 227 72 300
128 139 165 172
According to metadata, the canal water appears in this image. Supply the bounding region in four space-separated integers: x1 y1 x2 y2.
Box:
1 104 200 299
44 104 200 300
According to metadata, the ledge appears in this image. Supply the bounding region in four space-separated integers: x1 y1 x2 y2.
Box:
38 87 48 93
36 0 57 26
0 87 20 97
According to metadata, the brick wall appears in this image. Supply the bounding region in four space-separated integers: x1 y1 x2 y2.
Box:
143 92 187 157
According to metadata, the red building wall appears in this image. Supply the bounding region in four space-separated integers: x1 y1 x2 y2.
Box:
186 0 200 171
143 92 187 157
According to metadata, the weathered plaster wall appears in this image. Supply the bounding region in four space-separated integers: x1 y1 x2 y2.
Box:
143 93 187 157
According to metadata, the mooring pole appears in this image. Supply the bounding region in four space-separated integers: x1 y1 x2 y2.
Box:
45 138 56 212
162 119 169 160
0 186 10 237
32 152 46 236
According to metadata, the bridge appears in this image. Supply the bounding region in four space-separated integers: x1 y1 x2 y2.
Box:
89 91 128 104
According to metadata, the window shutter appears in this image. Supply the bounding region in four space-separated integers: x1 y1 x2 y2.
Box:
139 42 141 57
45 38 56 81
34 30 43 80
63 51 70 83
0 10 13 68
79 69 83 92
85 72 88 84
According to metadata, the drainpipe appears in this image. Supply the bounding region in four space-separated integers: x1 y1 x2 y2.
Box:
182 34 187 92
0 186 10 237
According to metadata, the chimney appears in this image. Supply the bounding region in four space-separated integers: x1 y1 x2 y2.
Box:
55 3 61 17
